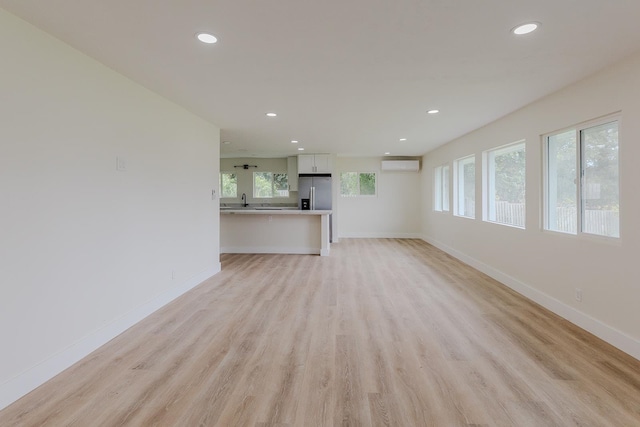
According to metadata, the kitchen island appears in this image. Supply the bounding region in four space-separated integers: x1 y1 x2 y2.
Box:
220 209 332 256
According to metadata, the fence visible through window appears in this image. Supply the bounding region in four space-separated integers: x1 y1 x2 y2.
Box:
552 206 619 237
495 203 619 236
494 201 525 228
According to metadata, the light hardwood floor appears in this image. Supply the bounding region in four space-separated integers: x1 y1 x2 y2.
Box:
2 239 639 426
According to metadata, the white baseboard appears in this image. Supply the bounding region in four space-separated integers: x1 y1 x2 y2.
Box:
422 236 640 361
221 246 320 255
338 232 422 239
0 263 221 411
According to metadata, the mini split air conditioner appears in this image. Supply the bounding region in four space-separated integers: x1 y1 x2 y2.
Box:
381 160 420 172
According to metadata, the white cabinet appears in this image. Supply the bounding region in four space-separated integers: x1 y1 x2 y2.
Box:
313 154 331 173
298 154 332 174
287 156 298 191
297 155 315 173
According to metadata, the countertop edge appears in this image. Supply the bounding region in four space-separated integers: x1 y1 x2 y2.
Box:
220 209 332 215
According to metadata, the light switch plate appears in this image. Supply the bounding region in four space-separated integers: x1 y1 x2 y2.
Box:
116 156 127 171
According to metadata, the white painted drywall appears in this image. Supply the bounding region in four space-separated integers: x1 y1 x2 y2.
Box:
421 51 640 359
337 157 422 238
0 9 220 409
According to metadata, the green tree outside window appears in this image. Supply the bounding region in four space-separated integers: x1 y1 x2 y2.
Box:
253 172 289 198
220 173 237 198
340 172 376 197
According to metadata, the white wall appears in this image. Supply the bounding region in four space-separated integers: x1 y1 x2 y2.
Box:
220 157 297 205
0 9 220 409
337 157 421 238
421 51 640 359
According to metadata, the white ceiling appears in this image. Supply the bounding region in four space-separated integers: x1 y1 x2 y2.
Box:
2 1 640 158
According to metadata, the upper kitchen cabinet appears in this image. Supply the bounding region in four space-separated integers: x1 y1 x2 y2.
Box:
298 154 332 174
287 156 298 191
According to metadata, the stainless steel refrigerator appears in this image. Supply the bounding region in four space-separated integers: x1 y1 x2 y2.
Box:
298 174 332 241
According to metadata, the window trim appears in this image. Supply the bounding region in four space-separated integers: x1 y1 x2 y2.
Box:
453 155 476 219
340 171 377 197
433 164 450 212
434 166 442 211
482 140 526 229
542 114 621 239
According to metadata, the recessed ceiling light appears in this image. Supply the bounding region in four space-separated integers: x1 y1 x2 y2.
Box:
384 152 391 155
298 147 305 151
222 141 231 145
512 22 540 35
196 33 218 44
291 140 299 144
265 112 277 117
399 138 407 142
427 109 440 114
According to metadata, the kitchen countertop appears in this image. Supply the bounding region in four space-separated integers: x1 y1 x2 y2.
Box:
220 209 332 215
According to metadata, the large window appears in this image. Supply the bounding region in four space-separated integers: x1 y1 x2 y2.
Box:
434 164 450 212
483 141 526 228
220 172 237 198
253 172 289 198
454 155 475 218
340 172 376 197
545 119 619 238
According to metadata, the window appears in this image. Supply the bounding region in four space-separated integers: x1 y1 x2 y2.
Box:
434 164 450 212
220 172 237 198
483 141 526 228
253 172 289 198
454 155 476 218
340 172 377 197
545 119 619 238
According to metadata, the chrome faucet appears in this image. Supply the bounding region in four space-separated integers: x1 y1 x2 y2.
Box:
241 193 248 207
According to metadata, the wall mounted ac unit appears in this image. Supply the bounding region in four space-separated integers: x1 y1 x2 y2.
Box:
381 160 420 172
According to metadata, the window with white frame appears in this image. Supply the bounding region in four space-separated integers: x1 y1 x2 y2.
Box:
253 172 289 198
220 172 238 198
434 164 450 212
454 155 476 218
483 141 526 228
544 118 619 238
340 172 377 197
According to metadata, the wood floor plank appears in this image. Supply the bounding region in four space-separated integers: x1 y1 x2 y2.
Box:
2 238 640 426
334 334 371 427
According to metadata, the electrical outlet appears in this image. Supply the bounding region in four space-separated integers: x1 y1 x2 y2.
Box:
575 288 583 302
171 270 176 280
268 215 273 222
